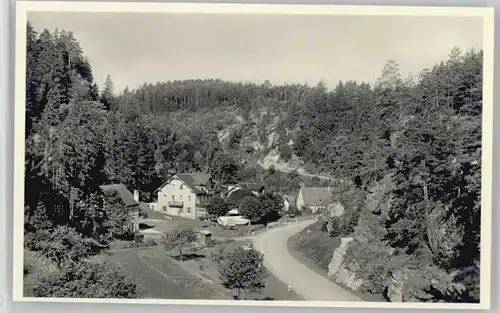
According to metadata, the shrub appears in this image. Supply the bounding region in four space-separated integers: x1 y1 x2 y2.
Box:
26 226 92 265
34 260 142 298
279 144 293 161
344 240 393 294
205 197 230 217
286 205 302 217
327 216 343 237
163 228 198 261
24 249 58 276
326 210 360 238
239 196 264 220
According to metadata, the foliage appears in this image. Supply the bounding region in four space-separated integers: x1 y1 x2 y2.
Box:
34 260 142 298
259 192 285 222
238 193 283 224
238 196 264 221
326 190 363 237
25 225 93 266
205 196 231 217
218 246 268 300
101 190 130 239
163 228 198 261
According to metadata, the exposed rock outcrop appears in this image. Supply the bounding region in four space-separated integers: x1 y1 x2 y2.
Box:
386 268 408 302
327 237 363 291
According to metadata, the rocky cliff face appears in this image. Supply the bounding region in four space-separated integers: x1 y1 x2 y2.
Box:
327 237 363 291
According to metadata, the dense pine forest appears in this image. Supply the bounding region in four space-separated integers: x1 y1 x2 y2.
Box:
23 21 483 302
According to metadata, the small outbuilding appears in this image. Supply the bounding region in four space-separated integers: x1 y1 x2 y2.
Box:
198 230 212 246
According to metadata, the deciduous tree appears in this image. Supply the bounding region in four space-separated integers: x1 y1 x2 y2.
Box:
218 246 268 300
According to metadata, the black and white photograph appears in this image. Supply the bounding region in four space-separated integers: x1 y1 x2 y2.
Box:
13 2 494 309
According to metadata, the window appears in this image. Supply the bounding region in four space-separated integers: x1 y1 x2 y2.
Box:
187 207 191 213
180 184 184 190
180 195 183 201
163 206 166 212
172 195 175 201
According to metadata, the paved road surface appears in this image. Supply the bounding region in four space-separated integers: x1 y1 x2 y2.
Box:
253 220 363 302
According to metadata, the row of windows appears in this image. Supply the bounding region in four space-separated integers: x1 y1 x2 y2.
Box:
163 194 192 202
161 206 191 214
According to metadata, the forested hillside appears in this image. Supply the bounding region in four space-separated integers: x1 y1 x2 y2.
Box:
24 21 483 302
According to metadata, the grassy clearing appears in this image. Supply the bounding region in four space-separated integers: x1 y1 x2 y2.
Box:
101 247 231 299
175 238 303 300
99 237 303 300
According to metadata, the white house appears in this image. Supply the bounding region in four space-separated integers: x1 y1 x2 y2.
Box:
155 172 219 219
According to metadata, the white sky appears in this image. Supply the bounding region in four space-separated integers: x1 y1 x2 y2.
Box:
28 12 483 92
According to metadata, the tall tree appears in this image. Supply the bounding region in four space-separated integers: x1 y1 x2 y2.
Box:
101 74 116 111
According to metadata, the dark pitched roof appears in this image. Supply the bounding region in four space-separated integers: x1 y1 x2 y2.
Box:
155 172 213 195
99 184 139 207
300 187 333 207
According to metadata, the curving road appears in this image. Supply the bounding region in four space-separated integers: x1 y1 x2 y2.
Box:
252 220 363 302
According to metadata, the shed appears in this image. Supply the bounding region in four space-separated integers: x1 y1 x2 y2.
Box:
198 230 212 245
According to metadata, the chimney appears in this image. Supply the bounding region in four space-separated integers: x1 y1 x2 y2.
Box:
134 190 140 203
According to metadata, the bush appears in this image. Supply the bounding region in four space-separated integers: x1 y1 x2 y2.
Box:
26 226 93 265
24 249 58 276
24 249 60 297
326 210 359 237
326 216 343 237
279 144 293 161
287 205 302 217
34 260 142 298
163 228 198 261
344 240 394 295
205 197 230 217
209 239 239 265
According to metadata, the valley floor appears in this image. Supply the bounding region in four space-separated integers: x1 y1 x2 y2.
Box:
97 243 303 300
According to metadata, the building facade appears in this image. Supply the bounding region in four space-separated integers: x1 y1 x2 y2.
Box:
155 172 218 219
296 186 333 214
